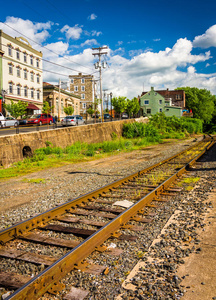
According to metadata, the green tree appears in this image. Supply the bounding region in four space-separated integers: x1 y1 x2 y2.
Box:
112 96 128 118
42 101 53 114
64 106 74 115
4 100 28 119
126 97 140 117
86 107 94 116
176 87 215 123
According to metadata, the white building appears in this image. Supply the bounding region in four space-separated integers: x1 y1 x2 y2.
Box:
0 30 43 114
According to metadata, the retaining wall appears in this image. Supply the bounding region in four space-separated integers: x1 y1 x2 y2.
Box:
0 118 148 167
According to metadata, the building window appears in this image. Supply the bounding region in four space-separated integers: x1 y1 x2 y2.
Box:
37 90 40 100
147 109 151 114
36 59 39 68
8 45 12 56
144 100 149 105
9 82 13 94
24 86 28 97
17 85 21 96
159 99 162 105
81 78 85 84
74 86 78 92
24 53 27 63
36 74 40 83
81 86 85 92
17 67 21 78
81 94 85 99
176 94 181 100
24 69 27 79
71 79 74 84
31 89 34 99
30 56 33 66
9 64 13 75
82 103 86 109
159 108 163 112
16 49 20 60
31 73 34 82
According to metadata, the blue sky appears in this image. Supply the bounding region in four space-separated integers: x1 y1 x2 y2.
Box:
1 0 216 98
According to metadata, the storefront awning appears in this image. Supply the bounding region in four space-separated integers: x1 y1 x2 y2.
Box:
27 104 40 110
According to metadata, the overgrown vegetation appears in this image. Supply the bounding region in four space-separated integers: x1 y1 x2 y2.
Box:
123 113 203 139
0 114 203 180
0 137 161 179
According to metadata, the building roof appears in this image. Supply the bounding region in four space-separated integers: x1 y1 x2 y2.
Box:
43 82 81 99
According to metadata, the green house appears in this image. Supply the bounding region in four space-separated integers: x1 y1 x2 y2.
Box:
140 87 182 118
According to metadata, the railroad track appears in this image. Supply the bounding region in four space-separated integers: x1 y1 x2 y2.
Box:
0 137 215 300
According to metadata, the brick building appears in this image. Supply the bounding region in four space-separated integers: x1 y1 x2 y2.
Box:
69 73 96 116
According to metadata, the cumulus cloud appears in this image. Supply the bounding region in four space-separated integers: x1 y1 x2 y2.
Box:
88 14 97 20
0 16 53 48
80 39 98 47
61 24 82 40
193 25 216 48
101 38 215 98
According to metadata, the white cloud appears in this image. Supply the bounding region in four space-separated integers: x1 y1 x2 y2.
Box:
61 24 82 40
129 49 143 57
153 38 161 42
101 38 215 98
0 16 53 48
91 30 102 37
43 41 69 59
193 25 216 48
88 14 97 20
80 39 98 47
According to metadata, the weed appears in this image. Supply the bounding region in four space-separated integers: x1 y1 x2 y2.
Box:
22 178 46 184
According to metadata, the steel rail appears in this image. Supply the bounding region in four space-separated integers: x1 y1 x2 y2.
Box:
2 138 215 300
0 138 211 245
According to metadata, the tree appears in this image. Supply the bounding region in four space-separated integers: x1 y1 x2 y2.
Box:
86 107 94 116
126 97 140 117
112 96 128 118
42 101 53 114
64 106 74 115
4 100 28 119
176 87 215 123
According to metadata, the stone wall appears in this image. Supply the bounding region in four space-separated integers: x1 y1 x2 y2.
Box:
0 118 148 167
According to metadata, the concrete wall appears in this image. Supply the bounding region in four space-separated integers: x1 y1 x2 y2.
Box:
0 117 148 167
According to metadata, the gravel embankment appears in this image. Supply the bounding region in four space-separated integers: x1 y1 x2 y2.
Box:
0 136 215 300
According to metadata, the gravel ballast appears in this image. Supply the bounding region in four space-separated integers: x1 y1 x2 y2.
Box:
0 136 215 300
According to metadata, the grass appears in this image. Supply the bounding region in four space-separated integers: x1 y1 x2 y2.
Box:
0 137 163 180
21 178 46 184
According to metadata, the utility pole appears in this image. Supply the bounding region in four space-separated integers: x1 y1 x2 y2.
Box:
92 46 108 122
58 79 61 122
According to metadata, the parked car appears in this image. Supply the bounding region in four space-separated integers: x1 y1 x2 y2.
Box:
61 115 85 126
0 116 19 127
18 115 32 125
104 113 111 119
27 114 53 126
92 114 100 118
121 112 129 119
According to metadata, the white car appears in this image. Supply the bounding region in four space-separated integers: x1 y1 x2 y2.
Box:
0 116 19 127
61 115 85 126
